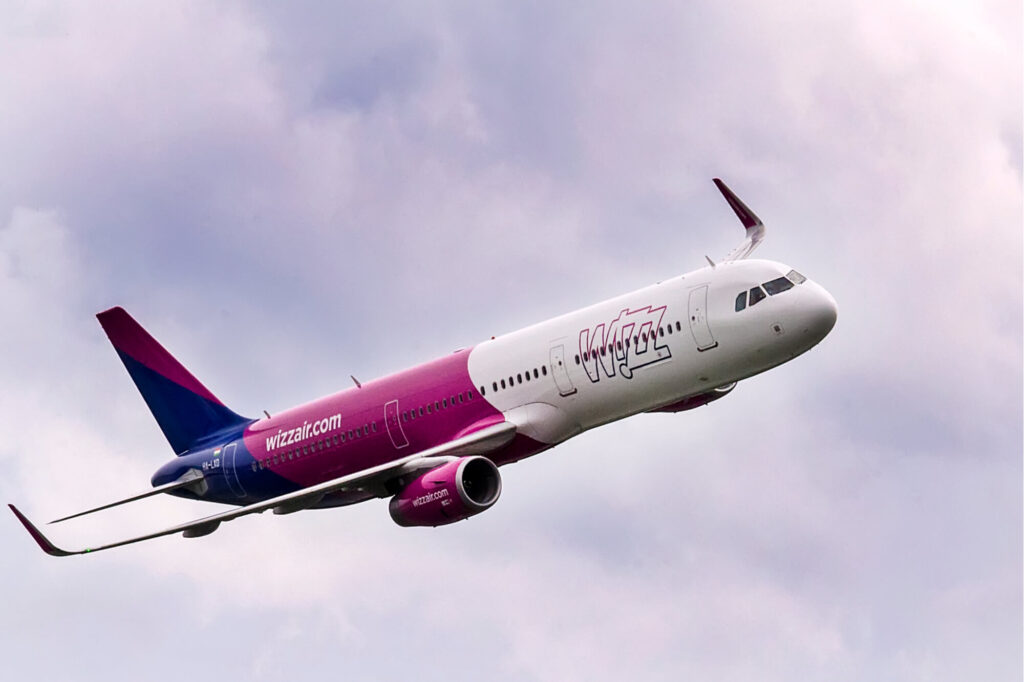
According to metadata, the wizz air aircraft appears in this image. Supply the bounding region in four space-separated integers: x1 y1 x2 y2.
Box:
10 179 837 556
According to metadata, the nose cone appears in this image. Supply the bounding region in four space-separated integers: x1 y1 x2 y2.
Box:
803 283 838 342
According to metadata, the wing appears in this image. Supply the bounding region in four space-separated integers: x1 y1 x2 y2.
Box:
714 178 766 262
9 421 517 557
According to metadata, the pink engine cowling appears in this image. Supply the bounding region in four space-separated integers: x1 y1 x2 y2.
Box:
389 456 502 527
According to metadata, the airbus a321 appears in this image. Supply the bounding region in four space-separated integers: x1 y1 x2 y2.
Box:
9 179 837 556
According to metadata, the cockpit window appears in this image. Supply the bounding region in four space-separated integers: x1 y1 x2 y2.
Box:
735 291 747 312
763 276 795 295
786 269 806 284
749 286 767 306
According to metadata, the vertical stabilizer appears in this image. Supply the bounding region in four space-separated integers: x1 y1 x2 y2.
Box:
97 307 251 454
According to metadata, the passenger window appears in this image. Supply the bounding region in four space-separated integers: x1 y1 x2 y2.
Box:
533 368 539 378
735 291 747 312
763 276 795 295
467 390 473 400
600 346 606 356
434 401 440 411
525 371 530 382
617 341 623 350
667 325 673 335
675 321 681 332
517 373 522 384
418 407 424 417
493 381 498 392
749 286 767 306
659 327 664 337
500 379 506 389
372 422 377 432
541 366 547 376
427 404 433 414
508 376 514 386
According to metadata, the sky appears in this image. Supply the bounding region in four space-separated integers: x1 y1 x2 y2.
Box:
0 1 1020 680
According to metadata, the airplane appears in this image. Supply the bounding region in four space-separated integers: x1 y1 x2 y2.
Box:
9 179 837 556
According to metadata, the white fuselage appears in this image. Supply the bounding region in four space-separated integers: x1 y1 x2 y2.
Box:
468 259 837 444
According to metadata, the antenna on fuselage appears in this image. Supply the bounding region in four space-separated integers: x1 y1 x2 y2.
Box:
350 375 362 388
263 410 271 419
705 255 716 268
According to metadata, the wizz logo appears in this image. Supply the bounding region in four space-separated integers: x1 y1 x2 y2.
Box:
579 305 671 383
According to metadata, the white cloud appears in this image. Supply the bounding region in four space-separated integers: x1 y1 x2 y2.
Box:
0 1 1019 681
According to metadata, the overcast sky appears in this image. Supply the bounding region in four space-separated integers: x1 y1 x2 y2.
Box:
1 2 1020 680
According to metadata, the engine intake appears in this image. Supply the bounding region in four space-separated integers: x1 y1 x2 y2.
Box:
389 456 502 527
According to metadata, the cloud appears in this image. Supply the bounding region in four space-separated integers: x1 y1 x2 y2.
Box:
0 1 1019 681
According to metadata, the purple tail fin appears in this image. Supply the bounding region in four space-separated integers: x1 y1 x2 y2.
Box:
97 307 251 454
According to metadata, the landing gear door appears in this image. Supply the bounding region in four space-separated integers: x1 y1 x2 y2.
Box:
549 344 578 397
688 285 718 351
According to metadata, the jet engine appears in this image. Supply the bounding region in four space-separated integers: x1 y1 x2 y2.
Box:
648 382 737 413
389 456 502 527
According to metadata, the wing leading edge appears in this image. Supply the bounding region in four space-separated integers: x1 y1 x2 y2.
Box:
10 421 517 557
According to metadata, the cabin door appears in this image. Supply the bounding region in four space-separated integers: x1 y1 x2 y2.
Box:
223 442 247 498
688 285 718 351
549 344 578 397
385 400 410 449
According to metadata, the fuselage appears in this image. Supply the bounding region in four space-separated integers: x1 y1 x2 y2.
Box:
153 258 837 507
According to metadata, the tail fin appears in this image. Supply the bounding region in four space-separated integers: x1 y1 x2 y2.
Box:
97 307 251 454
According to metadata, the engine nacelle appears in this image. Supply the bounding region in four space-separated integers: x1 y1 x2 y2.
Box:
389 456 502 527
648 382 737 413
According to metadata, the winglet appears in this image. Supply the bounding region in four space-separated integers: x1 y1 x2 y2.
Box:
713 178 762 229
9 505 78 557
713 178 766 262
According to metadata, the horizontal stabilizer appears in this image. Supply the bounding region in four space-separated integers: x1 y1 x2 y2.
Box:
9 421 517 557
49 469 205 524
